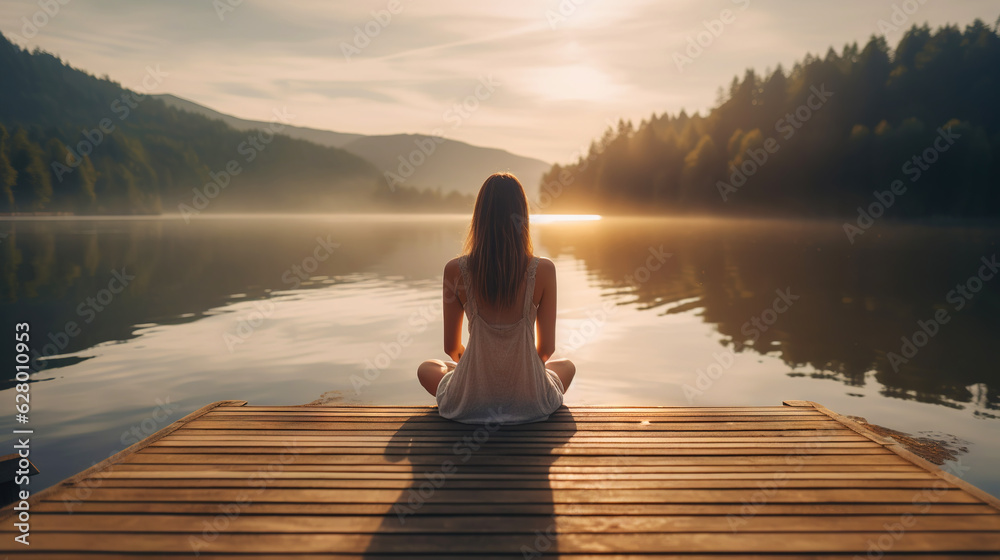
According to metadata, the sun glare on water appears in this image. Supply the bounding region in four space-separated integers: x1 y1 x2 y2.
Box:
529 214 602 224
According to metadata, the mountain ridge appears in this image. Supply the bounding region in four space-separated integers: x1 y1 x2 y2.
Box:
153 93 549 198
0 31 487 214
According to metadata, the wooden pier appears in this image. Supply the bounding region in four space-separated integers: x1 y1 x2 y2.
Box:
2 400 999 558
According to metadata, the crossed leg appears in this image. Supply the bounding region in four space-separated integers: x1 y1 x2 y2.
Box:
417 359 455 396
418 357 575 397
545 358 576 392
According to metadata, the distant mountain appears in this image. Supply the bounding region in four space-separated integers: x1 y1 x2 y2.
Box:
154 94 550 198
0 32 477 214
152 94 365 148
0 33 387 214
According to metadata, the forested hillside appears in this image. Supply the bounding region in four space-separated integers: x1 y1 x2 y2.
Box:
154 94 550 200
543 22 1000 218
0 32 469 214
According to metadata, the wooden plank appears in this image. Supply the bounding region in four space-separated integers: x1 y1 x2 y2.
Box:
11 555 984 560
33 487 984 504
10 401 997 557
107 462 925 473
208 408 829 415
807 400 1000 513
202 412 829 421
0 399 248 523
29 500 998 516
184 420 839 431
92 470 937 481
8 555 984 560
150 439 881 448
118 453 913 466
69 478 948 490
160 432 877 449
163 428 862 438
215 406 799 412
138 445 887 456
19 513 1000 533
1 531 997 554
0 452 39 480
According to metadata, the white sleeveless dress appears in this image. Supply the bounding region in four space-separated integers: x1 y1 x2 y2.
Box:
435 255 564 425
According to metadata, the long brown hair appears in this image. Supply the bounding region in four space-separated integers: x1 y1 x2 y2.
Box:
463 172 533 309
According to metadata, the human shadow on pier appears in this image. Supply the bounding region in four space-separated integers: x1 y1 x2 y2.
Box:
361 407 578 558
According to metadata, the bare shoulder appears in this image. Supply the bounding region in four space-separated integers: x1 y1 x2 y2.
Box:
443 257 465 299
444 257 463 282
535 256 556 280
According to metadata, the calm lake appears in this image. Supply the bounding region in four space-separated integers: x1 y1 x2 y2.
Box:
1 214 998 496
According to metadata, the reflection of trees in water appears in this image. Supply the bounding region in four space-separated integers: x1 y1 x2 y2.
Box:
0 218 466 386
5 216 998 409
539 218 1000 408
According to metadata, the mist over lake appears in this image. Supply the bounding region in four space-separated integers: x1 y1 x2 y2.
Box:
2 214 997 496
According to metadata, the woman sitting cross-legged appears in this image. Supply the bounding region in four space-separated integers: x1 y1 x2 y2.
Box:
416 172 575 424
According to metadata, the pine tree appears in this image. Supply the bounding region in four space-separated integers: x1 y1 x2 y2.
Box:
8 128 51 211
46 138 96 212
0 125 17 211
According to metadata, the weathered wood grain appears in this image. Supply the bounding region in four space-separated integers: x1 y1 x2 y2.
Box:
0 401 996 558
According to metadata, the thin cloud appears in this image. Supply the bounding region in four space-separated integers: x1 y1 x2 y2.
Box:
0 0 996 162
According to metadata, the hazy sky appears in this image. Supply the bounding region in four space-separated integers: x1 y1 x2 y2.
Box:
1 0 997 162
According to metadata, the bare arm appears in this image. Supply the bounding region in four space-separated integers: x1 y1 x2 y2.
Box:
442 258 465 362
534 258 557 363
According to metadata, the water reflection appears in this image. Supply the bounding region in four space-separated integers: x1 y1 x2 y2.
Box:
1 215 997 413
0 215 468 387
538 217 1000 412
